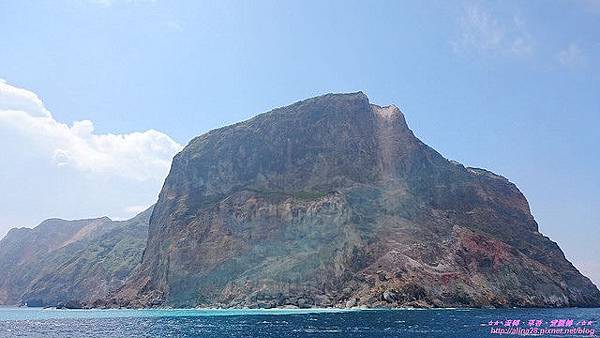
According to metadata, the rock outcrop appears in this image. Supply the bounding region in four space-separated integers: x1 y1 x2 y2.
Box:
0 207 151 307
108 92 600 308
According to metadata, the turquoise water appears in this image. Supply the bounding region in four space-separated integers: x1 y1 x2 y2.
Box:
0 307 598 337
0 307 354 321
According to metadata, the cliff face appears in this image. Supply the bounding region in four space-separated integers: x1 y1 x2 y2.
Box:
0 207 151 307
110 92 599 308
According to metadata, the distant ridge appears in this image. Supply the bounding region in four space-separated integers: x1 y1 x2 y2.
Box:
0 207 152 307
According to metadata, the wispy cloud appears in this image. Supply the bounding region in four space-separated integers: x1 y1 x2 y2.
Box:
452 3 534 58
578 0 600 14
556 43 586 68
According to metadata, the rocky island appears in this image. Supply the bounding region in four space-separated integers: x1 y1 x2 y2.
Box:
1 92 598 309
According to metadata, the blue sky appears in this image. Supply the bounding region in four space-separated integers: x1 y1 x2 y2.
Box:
0 0 598 284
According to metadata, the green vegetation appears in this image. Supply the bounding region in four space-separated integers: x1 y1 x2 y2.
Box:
243 188 328 201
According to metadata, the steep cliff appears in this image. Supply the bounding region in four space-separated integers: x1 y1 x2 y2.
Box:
108 92 599 308
0 207 151 307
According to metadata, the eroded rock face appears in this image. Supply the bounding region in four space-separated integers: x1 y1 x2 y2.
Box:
111 92 600 308
0 208 152 307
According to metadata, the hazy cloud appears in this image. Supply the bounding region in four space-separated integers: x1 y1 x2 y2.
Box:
578 0 600 14
557 43 586 68
452 3 533 58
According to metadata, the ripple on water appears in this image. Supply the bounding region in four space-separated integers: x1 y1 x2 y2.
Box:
0 307 598 337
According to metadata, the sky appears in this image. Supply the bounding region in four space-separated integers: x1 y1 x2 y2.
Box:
0 0 598 285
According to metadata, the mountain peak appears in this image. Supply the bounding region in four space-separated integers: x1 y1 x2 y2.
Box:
307 91 368 101
111 92 600 309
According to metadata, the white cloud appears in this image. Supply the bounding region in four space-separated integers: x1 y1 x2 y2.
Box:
0 79 183 236
0 79 50 117
557 43 586 68
452 3 533 58
0 80 182 182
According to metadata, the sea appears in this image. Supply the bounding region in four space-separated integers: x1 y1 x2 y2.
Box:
0 307 598 337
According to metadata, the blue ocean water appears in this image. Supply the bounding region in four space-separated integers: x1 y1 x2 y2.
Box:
0 307 598 337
